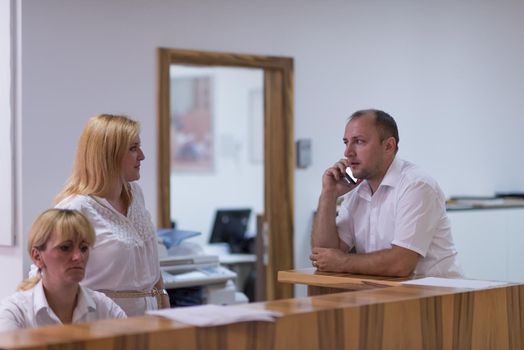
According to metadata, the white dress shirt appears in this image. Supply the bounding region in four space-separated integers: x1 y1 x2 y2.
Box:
336 157 463 277
0 281 126 331
55 182 161 316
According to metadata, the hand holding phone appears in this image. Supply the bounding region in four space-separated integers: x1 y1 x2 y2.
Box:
344 167 358 185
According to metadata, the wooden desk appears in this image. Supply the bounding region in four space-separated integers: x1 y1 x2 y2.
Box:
278 268 413 295
1 279 522 349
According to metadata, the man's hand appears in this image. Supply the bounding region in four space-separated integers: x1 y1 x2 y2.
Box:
322 159 360 198
312 159 361 250
310 247 350 273
311 245 420 277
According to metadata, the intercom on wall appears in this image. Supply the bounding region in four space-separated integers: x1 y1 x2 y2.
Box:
296 139 312 168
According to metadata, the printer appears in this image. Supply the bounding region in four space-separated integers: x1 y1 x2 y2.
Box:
158 229 248 306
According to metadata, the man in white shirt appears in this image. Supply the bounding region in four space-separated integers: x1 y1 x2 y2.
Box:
310 109 462 278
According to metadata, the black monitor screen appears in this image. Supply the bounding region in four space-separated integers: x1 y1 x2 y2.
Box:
209 209 251 253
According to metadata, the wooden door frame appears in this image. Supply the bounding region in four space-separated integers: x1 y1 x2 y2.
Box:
156 48 294 300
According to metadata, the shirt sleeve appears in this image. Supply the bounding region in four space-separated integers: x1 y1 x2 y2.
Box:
107 301 127 320
0 299 25 331
391 180 444 257
335 194 356 250
55 196 90 219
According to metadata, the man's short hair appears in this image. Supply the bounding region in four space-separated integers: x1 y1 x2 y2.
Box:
349 109 399 153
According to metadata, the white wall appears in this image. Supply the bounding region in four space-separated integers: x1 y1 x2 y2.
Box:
5 0 524 299
0 0 23 299
0 0 14 246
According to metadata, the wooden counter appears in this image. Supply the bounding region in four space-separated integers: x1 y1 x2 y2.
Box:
0 273 522 350
278 267 413 295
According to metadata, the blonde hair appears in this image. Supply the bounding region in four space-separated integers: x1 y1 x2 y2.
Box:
17 209 96 291
55 114 140 208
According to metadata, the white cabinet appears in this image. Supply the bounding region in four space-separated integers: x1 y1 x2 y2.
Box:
448 208 524 282
506 210 524 281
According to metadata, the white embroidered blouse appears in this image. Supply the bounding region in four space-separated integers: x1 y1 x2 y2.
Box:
55 182 161 316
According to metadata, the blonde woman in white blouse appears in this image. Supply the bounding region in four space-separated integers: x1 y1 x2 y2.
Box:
0 209 126 330
54 114 170 316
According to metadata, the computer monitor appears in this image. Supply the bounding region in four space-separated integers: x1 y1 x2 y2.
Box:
209 209 251 253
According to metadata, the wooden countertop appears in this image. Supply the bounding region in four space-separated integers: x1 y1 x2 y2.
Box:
278 268 413 291
0 272 521 350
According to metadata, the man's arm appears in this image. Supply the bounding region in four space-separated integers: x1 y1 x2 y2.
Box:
311 159 357 250
310 245 419 277
311 191 342 249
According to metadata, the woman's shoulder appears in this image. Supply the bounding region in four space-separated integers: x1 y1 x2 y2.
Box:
82 287 108 302
1 290 29 306
0 289 32 319
0 292 28 331
55 194 91 210
55 195 112 225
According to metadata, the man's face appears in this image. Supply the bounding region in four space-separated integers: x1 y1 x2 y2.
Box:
343 114 389 182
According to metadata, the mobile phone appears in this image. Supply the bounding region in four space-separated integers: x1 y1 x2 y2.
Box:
344 167 357 185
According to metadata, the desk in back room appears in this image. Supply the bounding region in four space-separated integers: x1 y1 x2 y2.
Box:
1 270 523 349
219 253 256 300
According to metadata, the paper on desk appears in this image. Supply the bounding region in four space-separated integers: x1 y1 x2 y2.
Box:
401 277 508 289
146 304 282 327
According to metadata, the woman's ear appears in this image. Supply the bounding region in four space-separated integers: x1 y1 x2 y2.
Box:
31 247 45 269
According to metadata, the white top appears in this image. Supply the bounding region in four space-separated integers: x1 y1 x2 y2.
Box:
0 281 126 331
55 182 161 316
336 157 463 278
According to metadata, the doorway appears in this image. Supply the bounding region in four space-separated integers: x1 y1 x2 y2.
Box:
157 48 294 300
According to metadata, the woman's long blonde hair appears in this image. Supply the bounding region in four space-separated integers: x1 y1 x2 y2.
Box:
55 114 140 208
18 209 96 291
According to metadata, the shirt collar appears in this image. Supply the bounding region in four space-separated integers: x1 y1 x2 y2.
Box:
356 156 403 198
379 156 403 188
33 279 51 315
72 285 97 322
33 280 97 322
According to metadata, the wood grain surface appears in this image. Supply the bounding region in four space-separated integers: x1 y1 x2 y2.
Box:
0 280 521 350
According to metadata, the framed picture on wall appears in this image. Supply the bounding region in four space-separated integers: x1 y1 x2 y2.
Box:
170 76 214 172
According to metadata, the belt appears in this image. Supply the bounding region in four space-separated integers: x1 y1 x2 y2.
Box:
99 288 168 307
